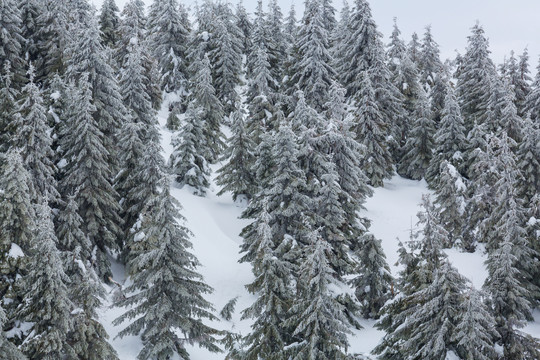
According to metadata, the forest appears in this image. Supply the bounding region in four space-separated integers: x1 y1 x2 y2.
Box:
0 0 539 359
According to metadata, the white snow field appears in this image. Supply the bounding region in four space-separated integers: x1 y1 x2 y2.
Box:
99 95 540 359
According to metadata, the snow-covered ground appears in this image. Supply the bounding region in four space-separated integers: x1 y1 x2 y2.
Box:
98 97 539 359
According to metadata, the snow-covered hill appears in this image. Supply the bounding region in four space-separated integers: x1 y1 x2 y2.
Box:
98 96 540 359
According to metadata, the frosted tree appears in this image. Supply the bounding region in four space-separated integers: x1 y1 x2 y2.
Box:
426 86 467 186
288 0 337 112
241 204 293 360
398 88 435 180
433 162 468 249
99 0 121 47
430 68 450 125
216 106 257 202
386 18 406 76
115 180 219 360
17 202 74 359
0 149 34 302
55 193 93 261
59 76 123 278
452 288 499 360
407 32 421 65
13 66 59 202
191 54 225 163
235 1 252 56
19 0 44 66
525 54 540 122
0 63 18 153
418 25 443 90
351 72 393 187
170 103 210 196
0 304 26 359
517 117 540 202
498 79 524 143
0 0 24 86
285 230 351 360
351 233 393 319
504 49 532 117
456 23 497 131
147 0 190 93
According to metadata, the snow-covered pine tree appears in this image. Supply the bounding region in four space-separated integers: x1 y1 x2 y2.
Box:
216 106 257 202
13 65 59 202
517 117 540 202
0 303 26 359
240 204 294 360
285 229 351 360
398 88 435 180
526 54 540 122
114 179 220 359
418 25 443 91
0 0 25 86
386 18 406 77
351 72 393 187
18 0 44 68
59 75 123 279
147 0 190 94
17 201 74 359
429 68 449 125
351 233 393 319
235 1 252 56
498 79 524 143
408 32 421 65
504 49 532 118
288 0 337 112
189 53 225 163
433 161 468 250
0 63 18 153
99 0 121 47
426 85 467 186
170 102 210 196
456 23 497 131
55 193 93 262
452 288 499 360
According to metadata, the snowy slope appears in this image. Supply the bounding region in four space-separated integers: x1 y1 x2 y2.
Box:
99 96 540 359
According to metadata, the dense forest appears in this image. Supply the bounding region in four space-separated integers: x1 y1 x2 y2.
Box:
0 0 539 359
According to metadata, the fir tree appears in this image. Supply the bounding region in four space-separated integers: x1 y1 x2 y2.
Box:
170 103 211 196
408 32 421 65
351 233 393 319
498 79 524 143
418 25 443 90
398 88 435 180
147 0 190 93
235 1 252 56
0 63 18 153
216 106 257 202
526 54 540 122
0 304 26 359
99 0 121 47
0 0 25 86
115 180 220 359
517 117 540 202
17 201 74 359
59 76 123 278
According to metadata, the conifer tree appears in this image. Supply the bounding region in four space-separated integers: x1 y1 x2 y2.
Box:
266 0 287 78
17 201 74 359
99 0 121 47
526 54 540 122
517 117 540 202
0 0 25 85
352 72 393 186
505 49 532 117
456 23 497 131
115 180 219 359
286 230 351 360
55 193 93 261
0 304 26 359
498 79 524 143
386 18 406 76
398 88 435 180
426 86 467 185
352 233 393 319
216 106 257 202
408 32 421 65
418 25 443 90
59 76 123 278
14 66 59 202
452 288 499 360
235 1 252 56
170 103 211 196
0 63 18 153
19 0 44 66
147 0 190 93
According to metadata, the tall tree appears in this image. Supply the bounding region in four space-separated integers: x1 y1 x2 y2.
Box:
0 0 25 86
418 25 443 90
0 304 26 359
99 0 121 47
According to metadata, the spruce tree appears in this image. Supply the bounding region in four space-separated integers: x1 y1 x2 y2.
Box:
216 106 257 202
517 117 540 202
0 304 26 359
0 63 18 153
147 0 190 93
17 201 74 359
351 72 394 187
115 180 220 359
235 1 252 56
418 25 443 90
59 76 123 278
398 88 435 180
55 193 93 262
99 0 121 47
0 0 25 86
526 54 540 122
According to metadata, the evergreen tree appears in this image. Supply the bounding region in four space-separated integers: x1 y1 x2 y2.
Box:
285 230 351 360
18 0 44 67
0 0 25 86
17 201 74 359
526 54 540 122
55 193 93 262
351 233 393 319
216 106 257 202
235 1 252 56
452 288 499 360
170 103 211 196
498 79 524 143
0 304 26 359
59 76 123 278
426 86 467 185
398 88 435 180
0 63 18 153
351 72 393 187
418 25 443 90
517 117 540 202
147 0 190 93
407 32 421 65
386 18 406 76
99 0 121 47
456 23 497 131
13 66 59 202
115 180 220 360
505 49 532 117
